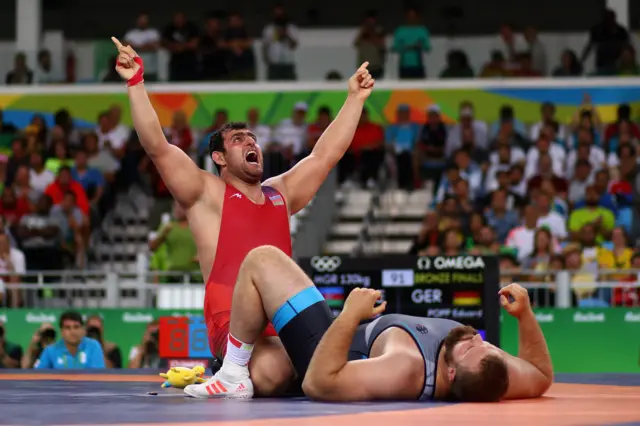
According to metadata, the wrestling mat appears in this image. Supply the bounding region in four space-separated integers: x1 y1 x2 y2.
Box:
0 370 639 425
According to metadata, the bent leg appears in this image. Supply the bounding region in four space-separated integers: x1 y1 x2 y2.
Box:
185 245 332 399
229 245 334 384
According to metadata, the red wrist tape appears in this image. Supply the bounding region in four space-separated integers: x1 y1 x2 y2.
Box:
127 57 145 87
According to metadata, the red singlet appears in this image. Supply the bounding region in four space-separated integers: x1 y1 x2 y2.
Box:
205 184 292 357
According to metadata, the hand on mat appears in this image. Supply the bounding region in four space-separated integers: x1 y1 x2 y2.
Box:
348 62 375 101
499 283 531 319
111 37 140 80
343 287 387 321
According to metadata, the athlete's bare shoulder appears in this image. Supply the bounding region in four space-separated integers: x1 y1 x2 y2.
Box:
197 171 227 211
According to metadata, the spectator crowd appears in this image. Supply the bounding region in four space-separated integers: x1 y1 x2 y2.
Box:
4 7 637 84
406 99 639 308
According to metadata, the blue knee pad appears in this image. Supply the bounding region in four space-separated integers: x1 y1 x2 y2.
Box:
271 286 325 333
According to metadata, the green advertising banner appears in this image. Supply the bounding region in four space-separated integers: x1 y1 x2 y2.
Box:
1 308 639 371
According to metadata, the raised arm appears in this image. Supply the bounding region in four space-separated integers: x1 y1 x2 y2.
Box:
499 284 554 399
303 288 418 401
111 37 207 208
264 63 375 214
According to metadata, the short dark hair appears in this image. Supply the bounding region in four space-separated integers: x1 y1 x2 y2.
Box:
450 353 510 402
59 310 84 329
208 122 249 174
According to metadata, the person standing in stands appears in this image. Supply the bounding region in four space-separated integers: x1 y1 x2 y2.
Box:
392 8 430 79
34 311 105 369
162 12 199 81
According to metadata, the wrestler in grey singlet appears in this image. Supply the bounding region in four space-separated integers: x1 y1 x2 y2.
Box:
348 314 462 401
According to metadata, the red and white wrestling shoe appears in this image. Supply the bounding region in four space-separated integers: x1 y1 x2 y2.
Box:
183 371 254 399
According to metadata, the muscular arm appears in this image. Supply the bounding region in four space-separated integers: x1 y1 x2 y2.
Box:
503 309 553 399
265 95 364 214
127 84 207 208
302 313 418 401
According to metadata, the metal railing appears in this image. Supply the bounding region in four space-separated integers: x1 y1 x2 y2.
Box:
0 268 638 310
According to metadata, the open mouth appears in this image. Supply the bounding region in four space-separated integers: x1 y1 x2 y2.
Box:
245 151 258 164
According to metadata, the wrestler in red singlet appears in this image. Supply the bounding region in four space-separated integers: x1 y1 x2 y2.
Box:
110 35 374 397
206 184 291 357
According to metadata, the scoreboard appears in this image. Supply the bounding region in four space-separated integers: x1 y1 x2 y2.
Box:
299 255 501 346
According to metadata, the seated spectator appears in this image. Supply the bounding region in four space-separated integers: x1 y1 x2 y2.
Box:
603 104 640 153
82 132 121 180
86 315 123 368
484 189 519 244
539 179 568 218
385 104 420 191
525 134 565 180
489 105 527 142
527 153 569 195
529 102 567 142
415 105 447 190
246 108 272 152
95 111 129 158
0 321 22 368
21 323 56 368
45 140 74 175
7 138 30 186
613 251 640 306
71 149 106 210
452 149 483 199
17 194 64 271
505 204 539 261
498 251 521 286
439 50 474 78
29 151 55 194
608 142 637 182
568 105 602 150
106 105 131 158
552 49 582 76
307 106 332 150
522 227 558 270
34 311 105 369
5 52 33 85
44 167 90 215
408 211 439 255
433 165 460 206
479 50 510 78
616 44 640 76
0 187 31 228
0 231 26 308
568 160 593 206
52 109 81 147
573 170 617 215
445 101 489 156
488 140 525 167
569 185 615 243
0 216 17 248
563 243 598 304
467 225 501 255
164 110 193 152
273 102 309 164
148 202 198 281
128 319 166 368
512 52 541 77
348 107 384 187
480 168 526 211
508 163 527 198
50 192 88 269
536 192 567 241
13 165 39 208
439 228 465 256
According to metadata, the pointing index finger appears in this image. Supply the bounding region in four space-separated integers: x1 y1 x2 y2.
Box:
358 61 369 72
111 37 124 49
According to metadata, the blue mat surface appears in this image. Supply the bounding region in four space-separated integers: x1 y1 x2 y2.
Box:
0 370 638 425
